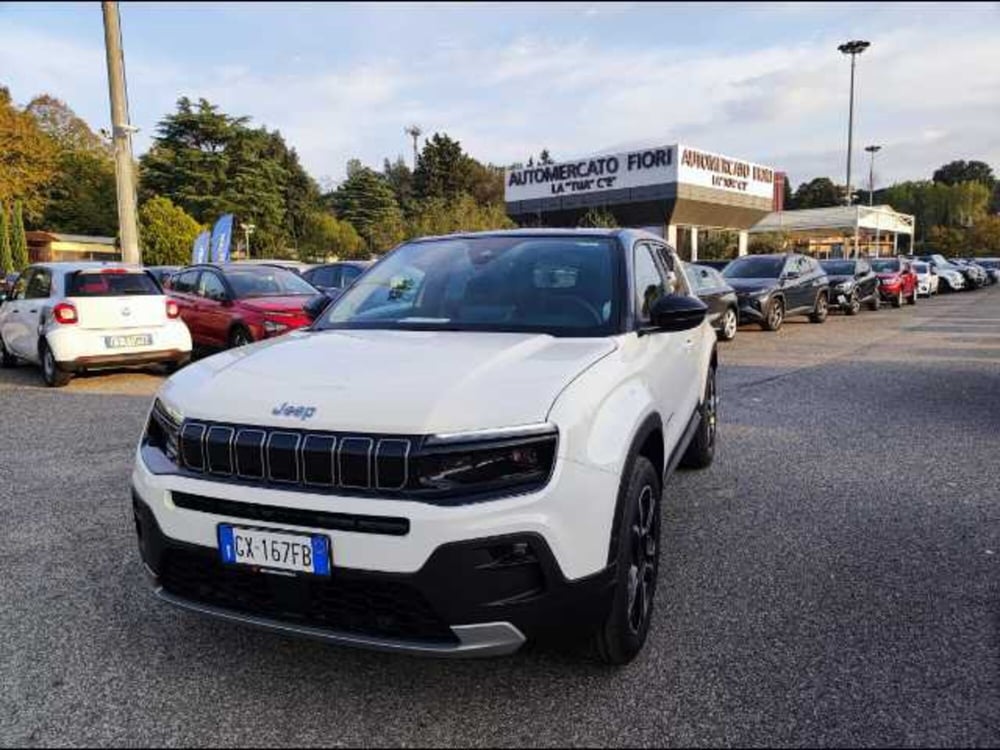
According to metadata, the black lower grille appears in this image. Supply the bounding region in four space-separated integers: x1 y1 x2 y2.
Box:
159 547 457 644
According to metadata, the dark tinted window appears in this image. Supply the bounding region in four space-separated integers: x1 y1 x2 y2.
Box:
341 266 362 285
171 270 200 293
67 271 160 297
723 256 785 279
223 267 318 298
871 259 901 273
25 268 52 299
197 272 228 301
307 266 341 289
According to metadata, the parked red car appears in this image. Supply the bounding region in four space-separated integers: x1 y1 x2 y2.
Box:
165 264 320 349
871 256 918 307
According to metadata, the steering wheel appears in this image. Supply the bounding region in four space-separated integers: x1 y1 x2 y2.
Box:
541 295 604 326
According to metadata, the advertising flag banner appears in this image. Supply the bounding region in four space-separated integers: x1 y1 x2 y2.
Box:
191 231 211 264
210 214 235 263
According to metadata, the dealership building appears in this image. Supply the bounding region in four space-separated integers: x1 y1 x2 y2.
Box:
504 143 783 259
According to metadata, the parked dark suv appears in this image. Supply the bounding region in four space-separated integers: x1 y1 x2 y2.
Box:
722 253 830 331
819 257 881 315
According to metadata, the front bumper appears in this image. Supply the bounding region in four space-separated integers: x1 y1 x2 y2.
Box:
132 488 615 656
736 295 767 323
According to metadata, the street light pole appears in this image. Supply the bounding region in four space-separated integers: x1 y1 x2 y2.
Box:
838 40 871 207
102 1 140 265
240 222 255 259
405 125 422 170
864 144 881 207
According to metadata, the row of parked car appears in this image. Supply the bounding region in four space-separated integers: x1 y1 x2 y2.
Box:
689 252 999 338
0 246 995 386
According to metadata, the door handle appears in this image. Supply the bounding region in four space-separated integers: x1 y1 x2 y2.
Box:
28 308 37 313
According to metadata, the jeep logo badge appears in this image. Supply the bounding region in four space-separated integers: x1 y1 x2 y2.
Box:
271 402 317 421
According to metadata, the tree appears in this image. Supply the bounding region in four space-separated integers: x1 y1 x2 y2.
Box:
383 156 415 213
138 196 203 266
748 231 792 254
577 207 619 228
406 193 514 237
967 215 1000 256
42 150 117 236
932 160 995 188
297 211 365 261
11 201 29 270
0 203 12 276
329 166 405 251
782 174 794 210
0 87 59 223
25 95 111 157
792 177 842 209
413 133 468 202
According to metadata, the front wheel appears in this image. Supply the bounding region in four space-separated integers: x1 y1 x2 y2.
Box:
228 326 253 349
0 336 16 368
891 290 903 308
809 292 829 323
592 455 661 666
761 298 784 331
40 341 71 388
846 290 860 316
718 307 738 342
867 293 881 311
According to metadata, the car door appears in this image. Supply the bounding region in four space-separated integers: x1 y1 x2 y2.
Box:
641 242 703 440
856 259 877 299
1 270 33 358
169 269 203 342
781 256 807 312
195 269 232 347
14 267 54 362
688 264 723 324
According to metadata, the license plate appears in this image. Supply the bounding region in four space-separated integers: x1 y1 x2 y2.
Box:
218 524 331 576
104 333 152 349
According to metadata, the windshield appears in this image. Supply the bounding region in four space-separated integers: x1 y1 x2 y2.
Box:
67 271 160 297
315 236 619 337
871 259 901 273
723 256 784 279
820 261 856 275
912 262 929 273
223 267 318 298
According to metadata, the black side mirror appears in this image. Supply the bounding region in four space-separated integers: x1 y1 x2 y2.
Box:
649 294 708 333
304 290 341 321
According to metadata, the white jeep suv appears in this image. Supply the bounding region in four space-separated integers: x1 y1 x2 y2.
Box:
0 263 192 387
132 229 718 664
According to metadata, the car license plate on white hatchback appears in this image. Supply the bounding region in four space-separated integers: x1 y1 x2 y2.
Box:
104 333 152 349
218 524 331 576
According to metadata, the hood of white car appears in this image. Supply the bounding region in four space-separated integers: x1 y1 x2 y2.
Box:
160 328 617 434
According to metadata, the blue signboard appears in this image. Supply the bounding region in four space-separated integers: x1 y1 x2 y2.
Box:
191 231 211 264
210 214 235 263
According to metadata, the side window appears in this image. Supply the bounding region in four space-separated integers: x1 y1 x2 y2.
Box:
316 267 341 289
341 266 362 286
25 269 52 299
172 270 199 294
634 244 667 324
198 272 227 301
651 243 690 296
857 260 869 275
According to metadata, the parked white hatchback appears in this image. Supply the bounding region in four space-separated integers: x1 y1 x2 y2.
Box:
912 261 939 297
0 263 192 387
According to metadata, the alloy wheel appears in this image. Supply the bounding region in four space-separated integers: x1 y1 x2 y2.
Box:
723 309 737 340
768 301 783 329
627 485 658 635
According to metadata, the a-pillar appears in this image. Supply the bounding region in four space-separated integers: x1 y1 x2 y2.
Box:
690 227 699 262
738 230 749 256
666 224 678 249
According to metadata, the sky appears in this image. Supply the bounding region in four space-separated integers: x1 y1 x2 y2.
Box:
1 1 999 192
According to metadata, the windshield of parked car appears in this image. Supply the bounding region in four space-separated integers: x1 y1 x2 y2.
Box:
223 267 319 298
820 261 856 275
870 259 901 273
912 262 929 273
722 256 785 279
66 271 161 296
315 236 619 337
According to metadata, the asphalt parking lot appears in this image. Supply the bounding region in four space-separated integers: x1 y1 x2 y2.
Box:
1 289 998 747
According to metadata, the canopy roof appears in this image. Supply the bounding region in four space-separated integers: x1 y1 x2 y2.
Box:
750 205 914 236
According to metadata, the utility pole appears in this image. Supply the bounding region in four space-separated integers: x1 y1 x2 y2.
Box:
405 125 422 170
838 39 870 207
864 144 881 206
102 1 140 264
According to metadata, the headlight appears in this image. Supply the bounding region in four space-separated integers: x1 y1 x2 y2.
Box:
413 426 558 501
263 320 290 335
145 398 182 463
836 282 852 291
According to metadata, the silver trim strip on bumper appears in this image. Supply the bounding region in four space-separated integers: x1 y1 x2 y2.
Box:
154 587 526 658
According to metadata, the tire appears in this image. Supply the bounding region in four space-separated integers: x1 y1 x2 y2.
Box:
891 290 903 308
845 290 860 316
718 307 738 342
228 326 253 349
867 292 881 312
809 292 829 323
907 287 918 305
680 364 718 470
592 455 661 666
40 340 71 388
761 297 784 332
0 335 16 368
